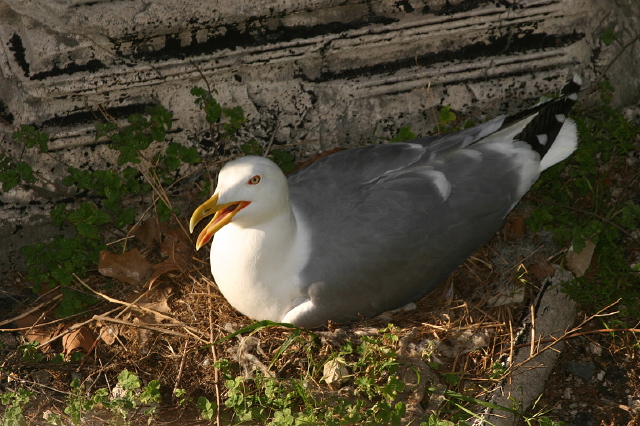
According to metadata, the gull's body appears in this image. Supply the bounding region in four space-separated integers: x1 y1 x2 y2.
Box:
191 77 581 328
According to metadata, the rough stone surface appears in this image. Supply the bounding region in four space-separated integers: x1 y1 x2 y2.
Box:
0 0 638 274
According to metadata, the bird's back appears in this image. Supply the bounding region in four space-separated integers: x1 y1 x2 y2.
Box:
285 77 581 327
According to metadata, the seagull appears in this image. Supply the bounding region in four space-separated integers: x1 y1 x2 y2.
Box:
190 76 581 328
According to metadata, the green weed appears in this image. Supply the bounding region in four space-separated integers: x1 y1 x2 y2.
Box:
599 28 618 46
0 388 32 426
63 370 160 425
3 86 301 317
528 96 640 317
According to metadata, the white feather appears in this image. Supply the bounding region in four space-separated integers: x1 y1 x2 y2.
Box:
539 119 578 171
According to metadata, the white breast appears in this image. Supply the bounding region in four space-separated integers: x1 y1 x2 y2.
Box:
209 208 311 322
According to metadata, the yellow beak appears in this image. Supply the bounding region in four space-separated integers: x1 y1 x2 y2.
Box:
189 193 250 250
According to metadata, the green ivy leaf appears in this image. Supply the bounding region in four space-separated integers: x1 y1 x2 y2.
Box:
389 126 416 143
164 155 181 171
114 208 137 228
127 113 147 127
270 149 295 173
122 167 138 180
12 125 50 152
438 106 457 127
118 370 142 391
205 101 222 124
95 121 119 140
241 140 264 156
222 106 245 123
76 222 101 239
619 201 640 230
150 125 166 142
179 146 201 164
198 396 216 421
15 161 35 184
156 199 172 222
51 204 67 227
190 86 207 98
140 380 162 404
0 168 19 191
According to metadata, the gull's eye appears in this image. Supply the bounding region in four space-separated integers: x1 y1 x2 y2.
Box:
248 175 261 185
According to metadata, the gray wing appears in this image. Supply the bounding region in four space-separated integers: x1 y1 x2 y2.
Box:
287 116 537 327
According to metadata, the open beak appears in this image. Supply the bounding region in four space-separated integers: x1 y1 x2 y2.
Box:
189 193 250 250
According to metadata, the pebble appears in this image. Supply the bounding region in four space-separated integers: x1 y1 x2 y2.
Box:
567 361 596 380
588 341 603 356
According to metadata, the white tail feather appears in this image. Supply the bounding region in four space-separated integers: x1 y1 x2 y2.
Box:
539 118 578 171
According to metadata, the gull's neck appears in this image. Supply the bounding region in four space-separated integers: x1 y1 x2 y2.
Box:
209 206 308 322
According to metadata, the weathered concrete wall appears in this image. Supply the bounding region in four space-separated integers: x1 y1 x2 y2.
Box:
0 0 639 273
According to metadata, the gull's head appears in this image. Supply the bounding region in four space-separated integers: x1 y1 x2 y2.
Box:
189 156 290 250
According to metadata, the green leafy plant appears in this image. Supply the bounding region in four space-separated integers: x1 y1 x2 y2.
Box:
8 104 198 315
1 388 32 426
18 341 43 363
0 125 47 192
0 156 35 192
438 106 457 129
420 415 469 426
206 324 408 425
599 28 618 46
191 85 296 172
95 105 174 166
390 126 417 143
191 86 246 145
527 96 640 316
197 396 216 421
5 87 302 318
64 370 160 425
431 106 475 134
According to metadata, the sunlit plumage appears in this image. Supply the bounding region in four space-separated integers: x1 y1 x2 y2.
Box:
190 76 581 328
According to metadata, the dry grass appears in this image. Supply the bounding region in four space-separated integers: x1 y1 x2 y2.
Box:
1 209 590 425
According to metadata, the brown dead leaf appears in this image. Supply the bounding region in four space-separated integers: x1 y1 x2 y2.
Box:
62 326 96 355
159 223 193 270
14 313 62 348
502 216 526 241
14 312 41 330
99 249 153 287
528 254 555 279
99 325 118 345
149 259 183 287
131 217 161 249
566 240 596 278
127 286 173 323
127 286 173 349
322 358 349 390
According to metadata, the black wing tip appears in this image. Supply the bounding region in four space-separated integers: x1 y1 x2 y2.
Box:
562 74 583 96
515 74 582 158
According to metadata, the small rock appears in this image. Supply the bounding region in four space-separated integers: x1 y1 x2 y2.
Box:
30 369 52 384
564 387 572 399
589 341 603 356
456 330 490 353
567 361 596 380
566 241 596 277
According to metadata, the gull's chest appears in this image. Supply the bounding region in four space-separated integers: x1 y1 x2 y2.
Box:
209 223 309 321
